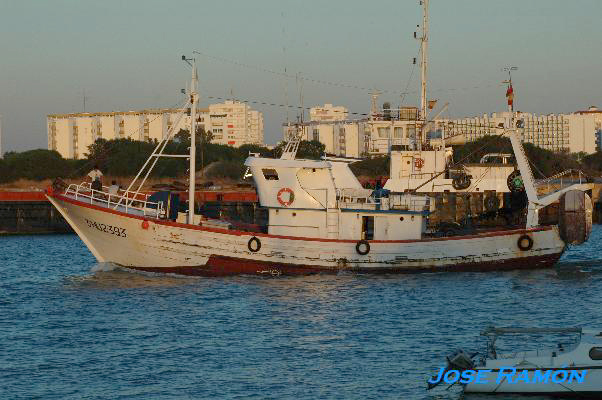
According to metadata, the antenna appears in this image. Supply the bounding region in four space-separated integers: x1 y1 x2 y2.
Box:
297 72 305 123
82 89 90 113
281 11 290 124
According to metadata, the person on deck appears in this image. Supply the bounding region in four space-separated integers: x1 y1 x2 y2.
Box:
108 180 120 194
107 180 120 203
88 165 103 192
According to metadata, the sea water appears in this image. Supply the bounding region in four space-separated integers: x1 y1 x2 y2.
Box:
2 228 602 399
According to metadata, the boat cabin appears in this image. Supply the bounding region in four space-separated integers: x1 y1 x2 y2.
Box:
245 155 429 240
385 148 517 193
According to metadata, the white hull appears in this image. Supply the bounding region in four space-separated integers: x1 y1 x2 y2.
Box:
48 192 566 276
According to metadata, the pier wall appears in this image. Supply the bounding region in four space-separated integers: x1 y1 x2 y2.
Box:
1 186 601 235
0 191 72 235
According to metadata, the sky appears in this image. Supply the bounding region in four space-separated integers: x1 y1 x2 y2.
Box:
0 0 601 153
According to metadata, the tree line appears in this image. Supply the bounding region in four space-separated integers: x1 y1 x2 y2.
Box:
0 129 325 184
2 131 602 185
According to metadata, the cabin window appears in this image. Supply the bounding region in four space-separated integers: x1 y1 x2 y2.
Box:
262 168 279 180
589 347 602 360
362 216 374 240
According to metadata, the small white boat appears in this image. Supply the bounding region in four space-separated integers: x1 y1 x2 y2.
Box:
428 326 602 396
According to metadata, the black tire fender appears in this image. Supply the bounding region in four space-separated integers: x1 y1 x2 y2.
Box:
355 240 370 255
485 195 499 212
248 236 261 253
517 234 533 251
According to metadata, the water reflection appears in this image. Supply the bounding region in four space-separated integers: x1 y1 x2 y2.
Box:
64 263 200 290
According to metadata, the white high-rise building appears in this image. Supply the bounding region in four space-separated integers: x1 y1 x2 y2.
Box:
574 106 602 151
437 110 598 154
284 105 420 158
203 100 263 147
48 101 264 159
285 104 602 158
309 104 348 122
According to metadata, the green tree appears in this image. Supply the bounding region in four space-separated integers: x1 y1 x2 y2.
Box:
85 138 109 165
3 149 74 180
0 158 14 183
271 140 325 160
349 156 390 177
452 135 581 178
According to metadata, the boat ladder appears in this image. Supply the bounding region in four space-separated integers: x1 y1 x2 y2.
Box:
326 208 339 239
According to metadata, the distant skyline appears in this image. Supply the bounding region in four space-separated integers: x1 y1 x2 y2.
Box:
1 0 601 153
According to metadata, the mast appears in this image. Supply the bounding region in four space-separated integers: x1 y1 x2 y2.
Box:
420 0 429 125
188 57 198 224
414 0 429 151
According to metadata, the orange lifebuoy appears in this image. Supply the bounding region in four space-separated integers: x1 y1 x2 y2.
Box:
414 157 425 169
141 220 149 230
277 187 295 207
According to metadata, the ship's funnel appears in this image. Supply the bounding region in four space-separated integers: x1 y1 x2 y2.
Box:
558 190 593 245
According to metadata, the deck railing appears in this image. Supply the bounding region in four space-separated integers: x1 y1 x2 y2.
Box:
536 169 588 195
337 188 430 212
63 182 165 218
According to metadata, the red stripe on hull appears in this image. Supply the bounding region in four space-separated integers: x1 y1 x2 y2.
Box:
125 252 563 277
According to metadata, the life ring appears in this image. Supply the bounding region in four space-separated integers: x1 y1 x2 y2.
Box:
248 236 261 252
141 220 149 230
517 235 533 251
356 240 370 255
414 157 425 169
277 187 295 207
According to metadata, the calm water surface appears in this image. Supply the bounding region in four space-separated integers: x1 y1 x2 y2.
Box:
2 228 602 399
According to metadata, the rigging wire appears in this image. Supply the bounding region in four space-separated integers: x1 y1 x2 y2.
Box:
400 46 421 106
193 49 502 97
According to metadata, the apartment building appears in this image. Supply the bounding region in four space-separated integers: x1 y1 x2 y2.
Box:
48 101 264 159
203 101 263 147
283 105 420 158
438 110 597 154
284 104 601 158
309 103 348 122
574 106 602 151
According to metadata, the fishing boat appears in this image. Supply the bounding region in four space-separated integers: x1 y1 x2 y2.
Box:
45 50 593 276
428 326 602 396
